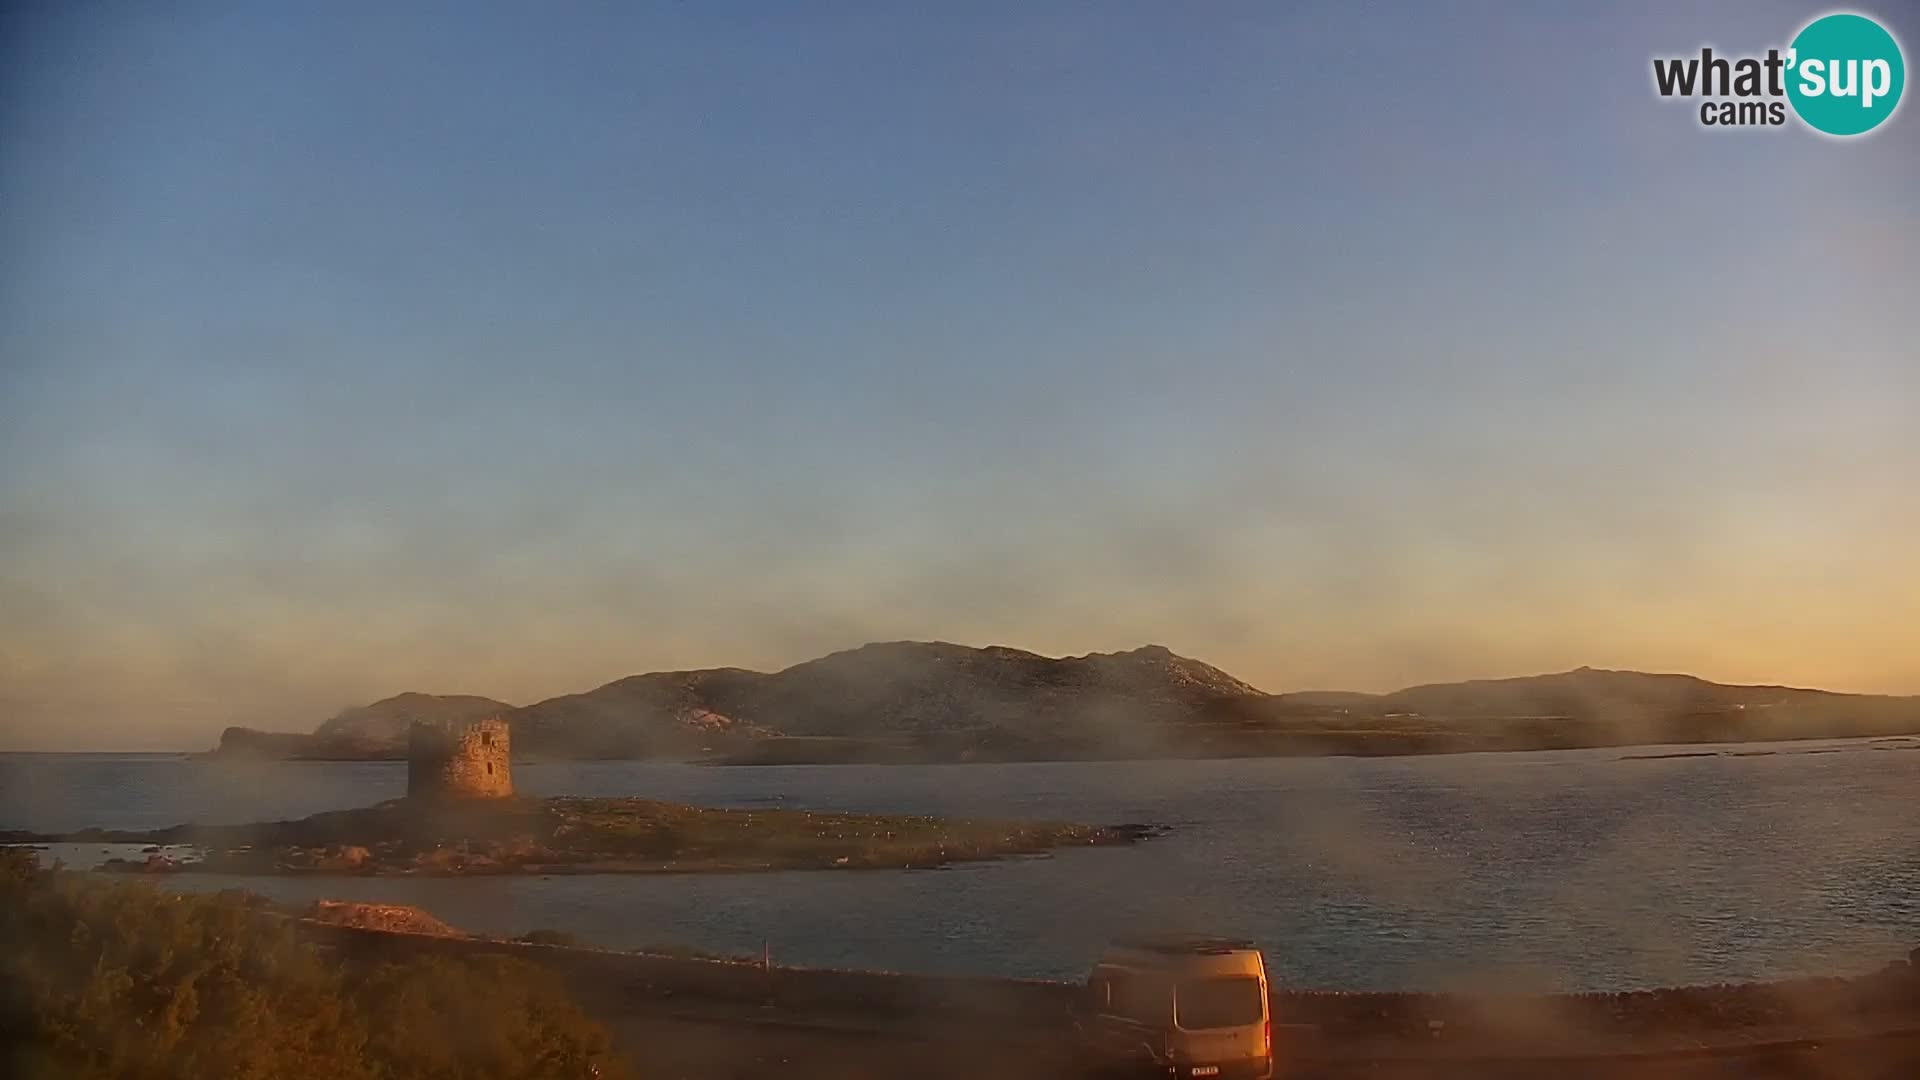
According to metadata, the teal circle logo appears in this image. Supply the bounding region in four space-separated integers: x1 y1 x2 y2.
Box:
1786 13 1905 136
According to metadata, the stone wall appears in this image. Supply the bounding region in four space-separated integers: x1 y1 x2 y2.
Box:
407 716 512 799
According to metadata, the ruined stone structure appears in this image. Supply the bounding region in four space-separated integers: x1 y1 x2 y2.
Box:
407 715 512 800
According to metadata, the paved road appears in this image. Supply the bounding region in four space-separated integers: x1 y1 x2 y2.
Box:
609 1010 1920 1080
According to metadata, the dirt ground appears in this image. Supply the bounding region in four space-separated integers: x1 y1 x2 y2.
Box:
606 1006 1920 1080
298 918 1920 1079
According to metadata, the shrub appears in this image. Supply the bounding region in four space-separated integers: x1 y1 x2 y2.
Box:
0 850 628 1079
358 954 618 1080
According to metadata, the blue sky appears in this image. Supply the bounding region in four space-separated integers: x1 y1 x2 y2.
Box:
3 2 1916 748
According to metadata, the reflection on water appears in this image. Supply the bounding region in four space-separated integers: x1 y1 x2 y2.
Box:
3 739 1917 991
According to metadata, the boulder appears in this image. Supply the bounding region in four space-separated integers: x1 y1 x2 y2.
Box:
313 844 372 871
308 899 465 938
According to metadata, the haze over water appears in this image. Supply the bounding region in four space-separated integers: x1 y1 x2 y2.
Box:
10 738 1917 991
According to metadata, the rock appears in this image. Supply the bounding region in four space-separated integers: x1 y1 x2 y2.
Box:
309 900 465 938
313 844 372 871
413 847 464 872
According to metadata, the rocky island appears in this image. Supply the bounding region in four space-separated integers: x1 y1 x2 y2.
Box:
34 795 1141 876
24 715 1148 876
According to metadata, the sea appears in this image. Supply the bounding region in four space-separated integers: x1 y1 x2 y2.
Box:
4 736 1917 992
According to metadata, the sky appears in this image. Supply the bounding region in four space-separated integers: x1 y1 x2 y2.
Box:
2 2 1917 749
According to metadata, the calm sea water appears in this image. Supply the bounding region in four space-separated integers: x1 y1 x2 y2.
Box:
5 739 1918 992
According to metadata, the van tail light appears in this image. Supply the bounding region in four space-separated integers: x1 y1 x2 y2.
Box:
1265 1016 1273 1051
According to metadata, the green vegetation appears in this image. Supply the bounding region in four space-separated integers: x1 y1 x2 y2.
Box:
0 850 629 1079
42 795 1141 876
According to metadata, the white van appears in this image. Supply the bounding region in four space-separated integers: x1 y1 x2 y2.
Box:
1073 935 1272 1079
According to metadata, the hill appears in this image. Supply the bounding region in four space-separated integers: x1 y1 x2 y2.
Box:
1287 666 1828 719
210 692 514 759
1274 667 1920 747
511 642 1266 759
511 666 771 758
209 646 1920 762
314 691 516 741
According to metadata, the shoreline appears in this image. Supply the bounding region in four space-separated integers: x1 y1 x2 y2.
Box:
2 795 1156 878
94 848 1120 878
295 913 1920 1069
155 728 1920 765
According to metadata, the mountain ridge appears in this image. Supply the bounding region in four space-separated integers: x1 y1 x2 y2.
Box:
210 644 1920 762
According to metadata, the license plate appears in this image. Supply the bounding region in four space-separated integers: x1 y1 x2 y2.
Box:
1190 1068 1220 1078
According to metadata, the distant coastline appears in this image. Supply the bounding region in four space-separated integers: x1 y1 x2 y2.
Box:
196 641 1920 766
199 727 1920 766
191 722 1920 764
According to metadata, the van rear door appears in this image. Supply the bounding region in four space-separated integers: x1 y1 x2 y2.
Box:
1173 975 1268 1063
1082 966 1170 1067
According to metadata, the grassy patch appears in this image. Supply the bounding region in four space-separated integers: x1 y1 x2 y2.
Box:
0 849 628 1080
58 796 1141 876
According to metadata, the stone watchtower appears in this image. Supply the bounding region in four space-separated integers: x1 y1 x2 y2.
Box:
407 715 512 800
